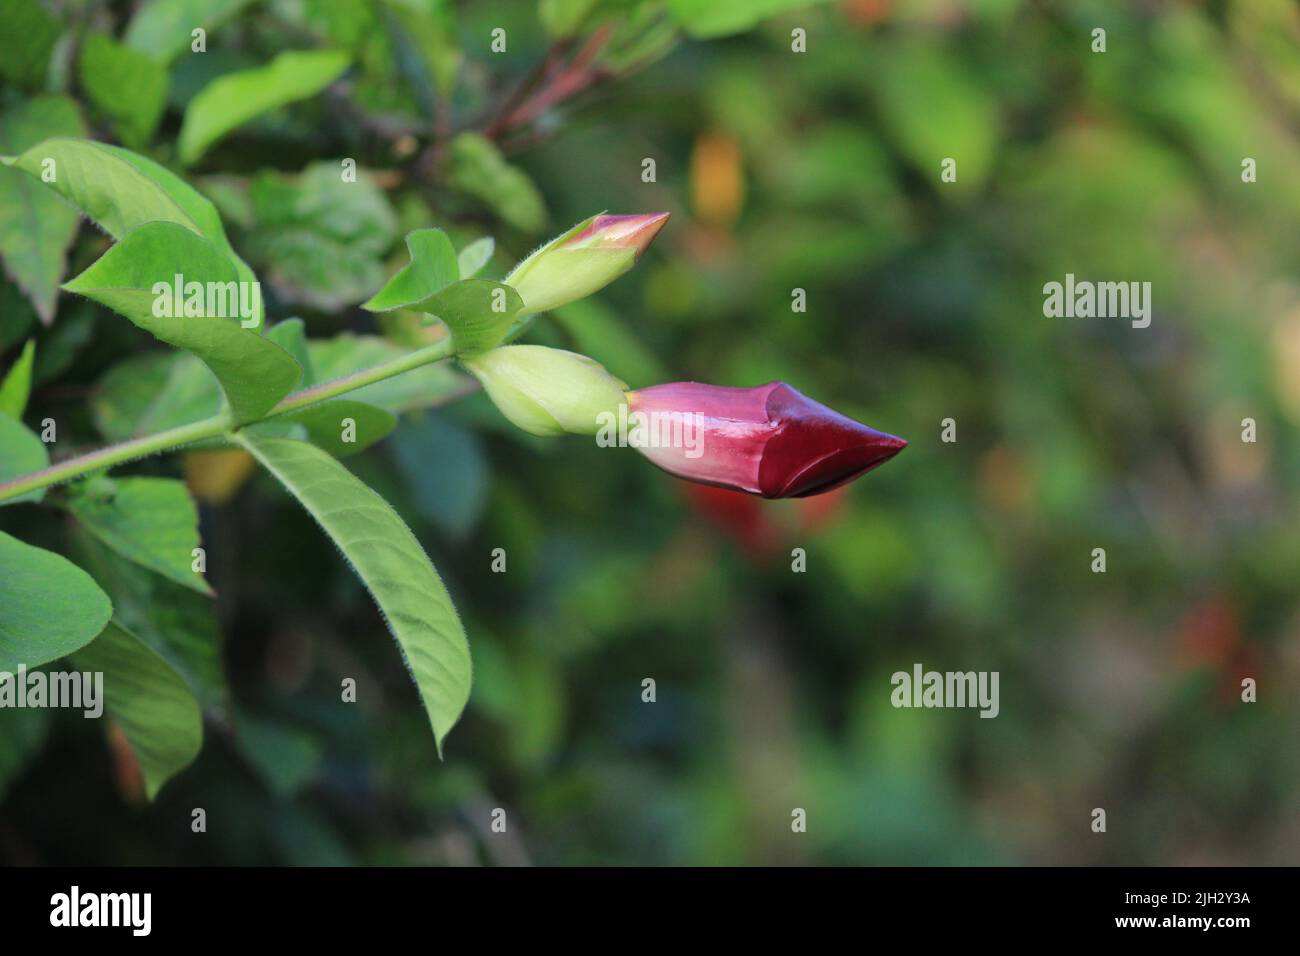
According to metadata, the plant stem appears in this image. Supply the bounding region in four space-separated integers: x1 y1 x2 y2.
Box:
0 337 457 504
267 337 454 415
485 27 614 140
0 414 232 502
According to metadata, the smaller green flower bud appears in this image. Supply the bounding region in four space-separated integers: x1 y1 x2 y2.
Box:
462 345 627 437
505 212 669 314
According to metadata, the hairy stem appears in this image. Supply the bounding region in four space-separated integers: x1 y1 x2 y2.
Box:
269 337 455 415
0 337 457 504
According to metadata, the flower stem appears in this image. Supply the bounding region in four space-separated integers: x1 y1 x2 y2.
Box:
0 414 232 502
267 338 455 415
0 337 457 504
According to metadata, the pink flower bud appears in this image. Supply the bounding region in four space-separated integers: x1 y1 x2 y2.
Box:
562 213 670 253
624 382 906 499
505 212 669 313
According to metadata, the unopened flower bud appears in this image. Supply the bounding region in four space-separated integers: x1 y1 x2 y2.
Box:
463 345 627 437
505 212 669 314
625 381 906 498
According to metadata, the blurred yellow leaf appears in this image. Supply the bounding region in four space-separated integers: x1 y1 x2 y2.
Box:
690 131 745 227
184 448 256 504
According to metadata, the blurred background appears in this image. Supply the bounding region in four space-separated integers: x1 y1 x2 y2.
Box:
2 0 1299 865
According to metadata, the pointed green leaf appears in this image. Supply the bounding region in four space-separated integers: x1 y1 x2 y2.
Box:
0 531 113 670
8 138 199 242
872 42 997 196
66 476 212 595
125 0 256 65
93 351 223 442
0 0 61 89
265 318 314 383
243 162 398 310
274 399 396 457
178 50 351 165
0 340 35 418
235 432 471 755
447 133 547 233
409 279 523 354
70 529 226 715
0 413 48 505
63 221 300 423
363 229 458 312
108 152 262 324
0 99 87 324
79 34 168 149
0 707 50 800
2 138 264 329
70 621 202 800
0 274 39 350
457 236 495 279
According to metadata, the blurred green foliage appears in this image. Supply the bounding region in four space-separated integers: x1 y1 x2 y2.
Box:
1 0 1298 866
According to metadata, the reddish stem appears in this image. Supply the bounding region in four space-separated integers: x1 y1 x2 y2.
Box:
485 25 615 139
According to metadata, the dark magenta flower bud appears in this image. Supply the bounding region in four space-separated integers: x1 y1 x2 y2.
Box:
623 381 906 498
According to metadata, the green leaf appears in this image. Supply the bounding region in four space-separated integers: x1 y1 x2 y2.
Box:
112 152 267 330
306 333 476 414
0 276 38 351
70 529 226 715
234 432 471 755
0 0 61 88
0 99 87 324
380 0 460 98
539 0 600 38
0 707 49 800
273 399 396 457
456 236 495 279
79 34 168 149
125 0 256 65
31 303 95 385
0 340 35 418
288 0 377 49
600 8 679 73
362 231 520 352
447 133 546 233
243 161 398 310
197 173 254 229
411 279 524 354
63 221 301 423
872 42 997 196
66 477 213 595
70 621 202 800
3 138 264 329
7 138 195 237
178 49 352 165
0 531 113 670
363 229 459 312
93 350 223 442
0 413 48 505
666 0 832 38
265 318 314 383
